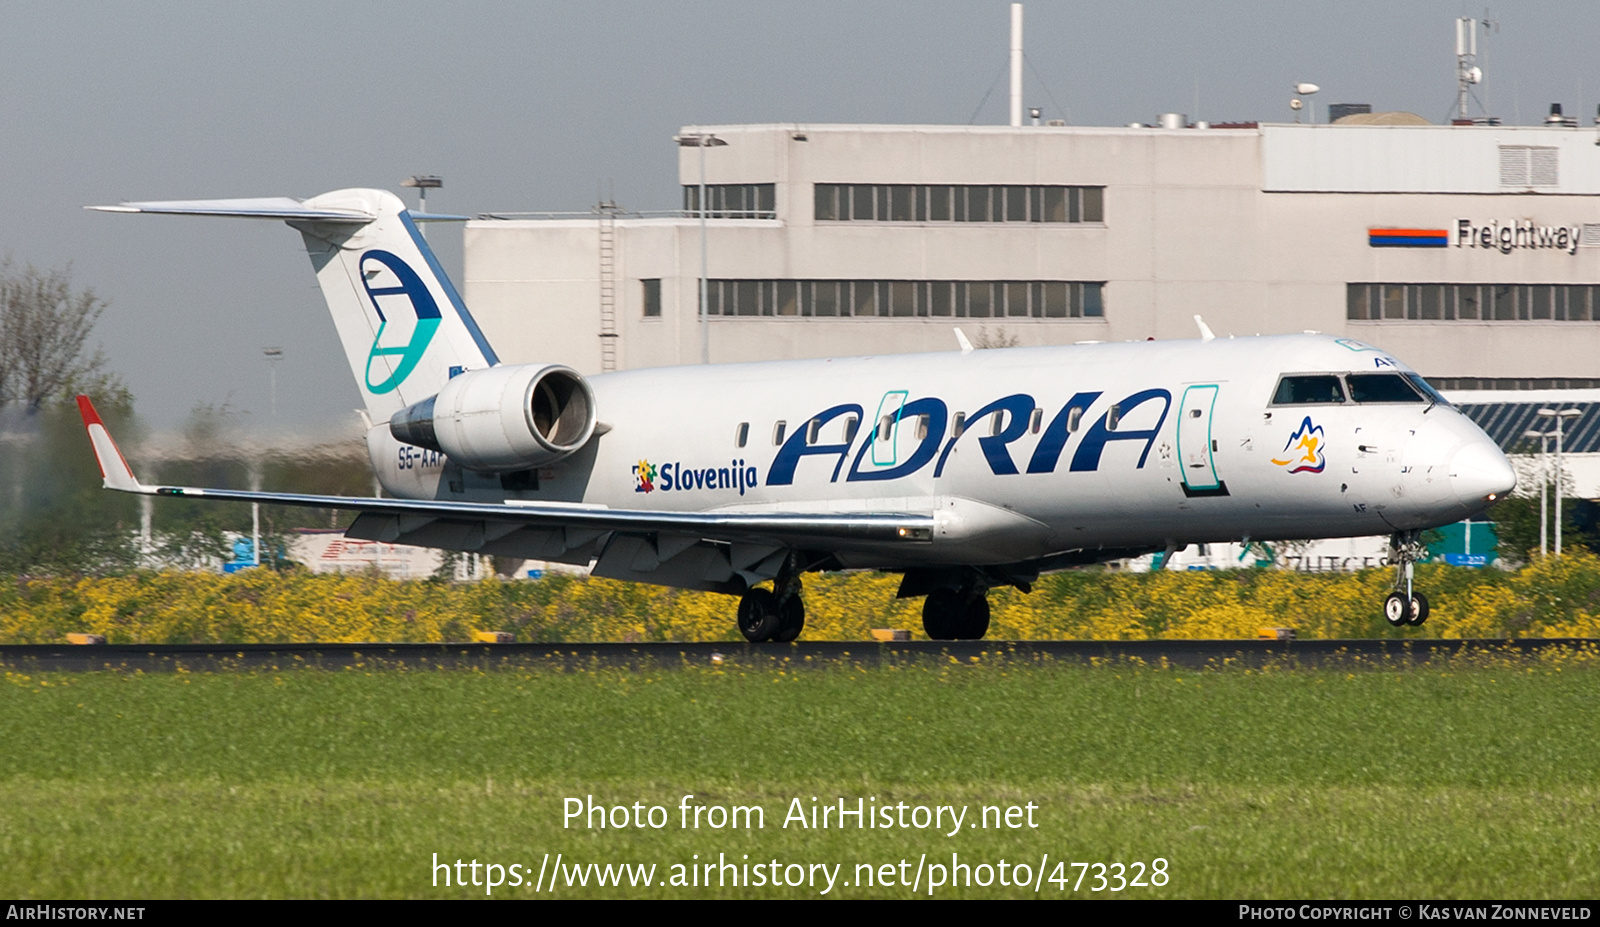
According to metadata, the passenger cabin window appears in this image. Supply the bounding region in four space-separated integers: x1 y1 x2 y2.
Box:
1029 408 1043 434
952 412 967 437
806 418 822 445
843 416 860 443
1346 373 1424 403
877 414 895 441
1106 404 1121 431
773 421 787 445
915 414 930 440
1272 375 1346 405
1067 407 1083 433
735 422 749 448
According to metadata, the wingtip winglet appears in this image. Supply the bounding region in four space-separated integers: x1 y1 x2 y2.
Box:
75 394 103 428
76 395 147 493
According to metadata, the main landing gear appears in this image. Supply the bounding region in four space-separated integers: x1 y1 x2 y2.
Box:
737 561 805 643
922 586 991 640
1383 530 1430 628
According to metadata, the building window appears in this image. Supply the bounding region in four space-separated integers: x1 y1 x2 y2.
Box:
682 183 776 219
641 279 661 318
813 183 1105 224
1347 283 1597 322
698 279 1105 319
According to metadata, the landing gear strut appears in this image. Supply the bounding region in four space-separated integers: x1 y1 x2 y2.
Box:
736 557 805 643
922 586 991 640
1384 530 1429 628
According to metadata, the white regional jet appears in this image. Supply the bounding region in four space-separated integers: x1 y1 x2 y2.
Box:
80 188 1516 641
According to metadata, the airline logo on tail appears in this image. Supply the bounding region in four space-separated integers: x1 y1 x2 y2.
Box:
360 250 440 394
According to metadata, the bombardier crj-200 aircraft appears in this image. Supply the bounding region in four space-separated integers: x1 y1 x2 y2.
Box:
80 188 1516 641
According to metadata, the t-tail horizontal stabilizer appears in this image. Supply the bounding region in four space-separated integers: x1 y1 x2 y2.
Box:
91 188 492 425
86 197 468 222
87 197 375 222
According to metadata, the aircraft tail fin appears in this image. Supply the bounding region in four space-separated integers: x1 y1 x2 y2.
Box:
89 189 497 423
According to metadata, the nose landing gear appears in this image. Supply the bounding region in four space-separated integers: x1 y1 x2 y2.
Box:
1384 531 1430 627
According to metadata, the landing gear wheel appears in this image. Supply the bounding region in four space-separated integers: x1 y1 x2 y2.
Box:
922 589 962 640
957 594 991 640
737 589 781 642
1407 591 1429 627
1384 591 1412 627
773 594 806 642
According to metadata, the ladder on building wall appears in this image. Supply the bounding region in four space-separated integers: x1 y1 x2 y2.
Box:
597 200 621 372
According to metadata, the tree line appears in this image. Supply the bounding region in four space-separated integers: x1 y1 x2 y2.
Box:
0 259 368 574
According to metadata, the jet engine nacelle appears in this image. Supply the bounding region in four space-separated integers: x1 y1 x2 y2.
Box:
389 364 597 472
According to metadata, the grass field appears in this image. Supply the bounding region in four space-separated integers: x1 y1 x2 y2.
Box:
2 653 1597 898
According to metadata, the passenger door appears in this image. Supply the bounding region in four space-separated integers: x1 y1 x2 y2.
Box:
1177 384 1226 495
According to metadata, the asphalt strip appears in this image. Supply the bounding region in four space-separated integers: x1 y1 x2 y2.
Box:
0 638 1594 672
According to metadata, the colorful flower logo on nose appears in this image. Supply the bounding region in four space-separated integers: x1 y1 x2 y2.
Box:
1271 416 1327 474
633 459 657 493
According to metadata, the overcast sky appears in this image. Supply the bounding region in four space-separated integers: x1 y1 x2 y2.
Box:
4 1 1599 434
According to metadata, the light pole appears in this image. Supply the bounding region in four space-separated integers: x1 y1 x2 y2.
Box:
674 133 727 365
1524 428 1552 557
1537 408 1584 555
257 346 284 570
400 175 443 239
263 347 283 419
1292 82 1320 123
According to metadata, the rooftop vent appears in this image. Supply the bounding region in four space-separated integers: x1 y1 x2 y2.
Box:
1546 103 1578 128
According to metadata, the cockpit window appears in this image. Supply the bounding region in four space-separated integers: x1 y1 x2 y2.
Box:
1405 374 1451 407
1346 373 1424 403
1272 375 1346 405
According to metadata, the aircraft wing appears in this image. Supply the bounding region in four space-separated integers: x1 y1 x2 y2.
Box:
76 397 932 550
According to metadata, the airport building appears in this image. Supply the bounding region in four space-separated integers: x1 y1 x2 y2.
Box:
464 119 1600 382
461 118 1600 563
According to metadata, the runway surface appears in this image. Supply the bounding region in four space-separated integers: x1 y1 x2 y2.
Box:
0 638 1593 672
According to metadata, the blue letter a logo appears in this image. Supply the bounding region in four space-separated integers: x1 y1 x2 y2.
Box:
360 249 442 395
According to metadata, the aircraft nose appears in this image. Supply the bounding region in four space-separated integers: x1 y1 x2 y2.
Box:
1449 439 1516 511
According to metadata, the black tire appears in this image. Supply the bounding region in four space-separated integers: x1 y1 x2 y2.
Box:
737 589 781 642
1407 591 1430 627
958 594 991 640
773 594 805 642
1383 591 1411 628
922 589 962 640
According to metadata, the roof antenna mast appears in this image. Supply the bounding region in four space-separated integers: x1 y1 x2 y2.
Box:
1455 16 1483 121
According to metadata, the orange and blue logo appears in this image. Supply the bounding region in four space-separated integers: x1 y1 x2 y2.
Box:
1271 416 1327 474
1368 228 1448 248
